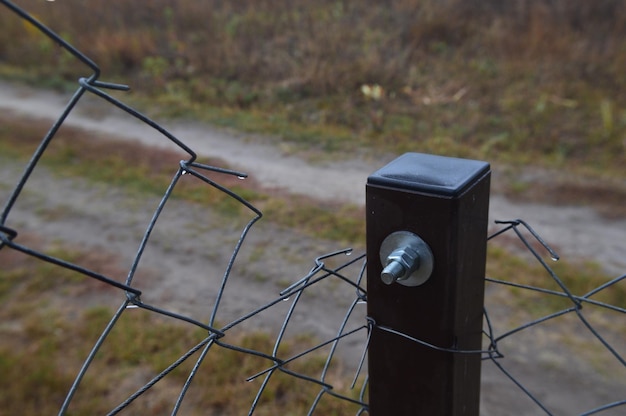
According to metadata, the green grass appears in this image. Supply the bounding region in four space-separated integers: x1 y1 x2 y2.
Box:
0 0 625 177
487 245 626 316
485 245 626 376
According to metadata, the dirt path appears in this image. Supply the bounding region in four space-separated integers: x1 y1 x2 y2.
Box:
1 81 625 414
1 81 624 276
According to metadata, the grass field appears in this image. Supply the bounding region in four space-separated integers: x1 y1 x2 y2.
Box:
1 111 624 414
0 0 624 177
0 238 361 414
1 1 625 414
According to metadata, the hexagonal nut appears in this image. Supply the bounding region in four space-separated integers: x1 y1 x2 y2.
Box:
385 246 421 278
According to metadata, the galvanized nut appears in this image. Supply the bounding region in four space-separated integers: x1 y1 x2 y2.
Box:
382 247 421 283
379 231 434 287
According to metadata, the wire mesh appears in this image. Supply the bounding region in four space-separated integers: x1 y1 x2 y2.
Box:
483 220 625 415
0 1 369 414
0 1 624 415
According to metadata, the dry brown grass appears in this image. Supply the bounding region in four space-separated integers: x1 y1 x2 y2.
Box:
493 166 626 219
1 0 625 175
0 233 360 415
3 0 622 91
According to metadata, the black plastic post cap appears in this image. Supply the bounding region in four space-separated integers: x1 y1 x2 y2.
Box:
367 153 490 197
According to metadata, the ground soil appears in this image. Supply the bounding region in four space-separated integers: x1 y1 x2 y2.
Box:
1 81 625 414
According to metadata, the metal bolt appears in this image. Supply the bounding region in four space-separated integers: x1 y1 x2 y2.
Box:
379 231 434 287
381 246 421 284
381 260 406 284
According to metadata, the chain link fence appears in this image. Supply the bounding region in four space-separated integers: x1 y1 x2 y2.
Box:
0 1 624 414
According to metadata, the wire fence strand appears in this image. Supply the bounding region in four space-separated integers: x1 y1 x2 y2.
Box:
0 1 624 415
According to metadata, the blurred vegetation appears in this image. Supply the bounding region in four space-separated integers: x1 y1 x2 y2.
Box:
487 245 626 315
0 113 366 412
0 113 366 245
0 239 363 415
0 0 625 175
1 1 625 413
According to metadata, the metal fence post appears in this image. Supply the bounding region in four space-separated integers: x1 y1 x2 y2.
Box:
366 153 491 415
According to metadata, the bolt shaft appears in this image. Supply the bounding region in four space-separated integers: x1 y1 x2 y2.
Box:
381 261 406 285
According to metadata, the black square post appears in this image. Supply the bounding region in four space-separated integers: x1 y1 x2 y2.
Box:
366 153 491 415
